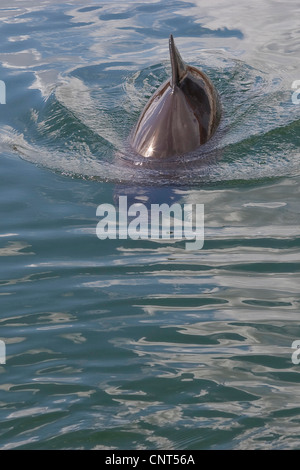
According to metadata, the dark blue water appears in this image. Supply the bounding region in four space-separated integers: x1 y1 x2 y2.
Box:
0 0 300 449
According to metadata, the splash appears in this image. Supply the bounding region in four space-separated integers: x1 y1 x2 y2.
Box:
3 54 300 186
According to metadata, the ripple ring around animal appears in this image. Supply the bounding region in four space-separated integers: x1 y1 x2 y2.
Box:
130 34 222 160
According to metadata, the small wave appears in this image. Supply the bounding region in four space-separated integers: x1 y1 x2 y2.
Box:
3 54 299 186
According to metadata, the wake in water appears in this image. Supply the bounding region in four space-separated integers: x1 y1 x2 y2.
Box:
1 52 299 186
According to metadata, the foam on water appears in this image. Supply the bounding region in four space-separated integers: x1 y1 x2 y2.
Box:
2 53 299 186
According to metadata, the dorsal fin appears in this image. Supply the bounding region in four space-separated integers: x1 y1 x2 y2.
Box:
169 34 186 89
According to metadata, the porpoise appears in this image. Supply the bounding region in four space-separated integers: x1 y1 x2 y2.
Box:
130 34 221 159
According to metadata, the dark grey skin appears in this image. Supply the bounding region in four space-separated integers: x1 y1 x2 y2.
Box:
130 34 221 159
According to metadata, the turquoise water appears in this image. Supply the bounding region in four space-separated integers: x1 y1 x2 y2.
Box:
0 0 300 449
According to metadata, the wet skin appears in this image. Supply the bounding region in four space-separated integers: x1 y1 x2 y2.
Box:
130 34 221 159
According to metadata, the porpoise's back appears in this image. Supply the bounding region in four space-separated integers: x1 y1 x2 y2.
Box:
130 34 221 159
